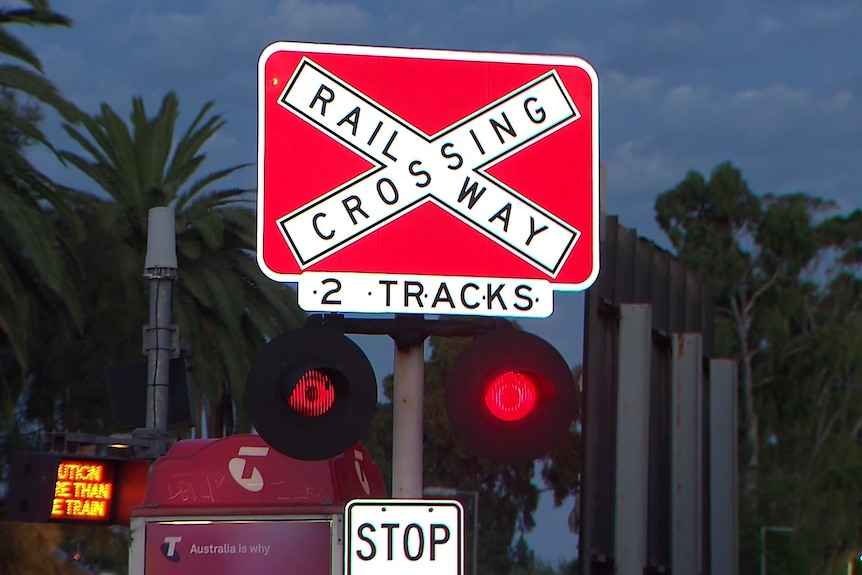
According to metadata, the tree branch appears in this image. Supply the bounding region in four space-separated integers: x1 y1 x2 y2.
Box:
744 268 781 317
851 414 862 440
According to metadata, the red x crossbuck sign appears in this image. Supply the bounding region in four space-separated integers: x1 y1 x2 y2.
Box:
258 42 598 318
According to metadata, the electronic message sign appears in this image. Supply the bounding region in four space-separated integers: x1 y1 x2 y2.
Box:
6 452 149 525
50 458 116 521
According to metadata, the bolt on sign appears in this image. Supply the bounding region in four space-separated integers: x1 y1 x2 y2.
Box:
258 42 599 318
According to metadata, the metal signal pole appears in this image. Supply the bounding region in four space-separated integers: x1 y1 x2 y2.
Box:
390 316 426 499
143 207 178 456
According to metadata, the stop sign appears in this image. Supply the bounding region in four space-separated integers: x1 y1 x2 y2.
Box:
258 42 598 317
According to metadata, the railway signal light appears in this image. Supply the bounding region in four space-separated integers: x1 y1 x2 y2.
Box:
246 322 575 465
445 330 577 464
245 326 377 461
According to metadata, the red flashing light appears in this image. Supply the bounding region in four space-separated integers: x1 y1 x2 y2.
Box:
287 369 335 417
247 327 378 460
484 371 539 422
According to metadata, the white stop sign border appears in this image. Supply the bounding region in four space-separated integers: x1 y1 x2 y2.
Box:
345 498 464 575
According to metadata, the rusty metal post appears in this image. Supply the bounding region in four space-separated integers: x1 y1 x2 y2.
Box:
671 333 703 574
711 358 739 575
615 304 652 573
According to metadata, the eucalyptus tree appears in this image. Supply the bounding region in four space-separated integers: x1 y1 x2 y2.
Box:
655 162 766 491
655 162 862 572
653 162 831 492
52 92 304 435
0 0 82 431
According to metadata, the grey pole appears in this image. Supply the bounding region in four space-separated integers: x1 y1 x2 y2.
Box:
144 207 177 456
711 359 739 575
471 490 478 575
671 333 703 575
614 304 652 574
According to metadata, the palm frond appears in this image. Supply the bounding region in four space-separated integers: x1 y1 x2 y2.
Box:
0 246 31 363
201 266 243 336
55 91 307 436
62 117 116 170
0 27 42 70
0 100 50 149
164 154 207 198
0 4 72 28
199 213 229 252
176 164 252 209
165 102 224 187
177 268 213 310
182 187 254 213
170 100 219 164
143 94 178 194
212 326 249 400
98 103 141 197
0 64 79 121
58 150 125 200
0 186 65 292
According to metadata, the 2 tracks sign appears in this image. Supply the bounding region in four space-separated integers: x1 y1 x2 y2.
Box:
258 42 598 317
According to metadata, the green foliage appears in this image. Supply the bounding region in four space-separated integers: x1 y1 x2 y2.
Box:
655 161 862 573
509 554 578 575
654 161 759 303
60 524 131 573
18 92 306 436
541 365 582 506
0 4 311 569
0 520 87 575
0 0 82 431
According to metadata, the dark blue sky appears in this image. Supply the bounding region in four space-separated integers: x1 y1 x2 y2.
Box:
23 0 862 246
14 0 862 562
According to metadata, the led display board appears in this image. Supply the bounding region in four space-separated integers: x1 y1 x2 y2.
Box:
6 452 149 525
50 458 116 521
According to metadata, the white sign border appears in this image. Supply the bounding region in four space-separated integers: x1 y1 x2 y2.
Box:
344 498 464 575
297 271 554 318
257 41 600 294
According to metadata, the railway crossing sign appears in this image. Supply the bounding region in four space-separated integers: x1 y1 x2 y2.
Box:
258 42 598 317
345 499 464 575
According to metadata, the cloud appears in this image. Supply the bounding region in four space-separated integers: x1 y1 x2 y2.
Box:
24 0 381 193
596 69 862 236
566 0 862 100
350 0 590 54
127 1 371 89
32 0 374 113
18 0 862 237
262 0 373 41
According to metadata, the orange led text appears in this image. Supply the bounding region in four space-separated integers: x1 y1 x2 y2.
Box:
50 460 113 520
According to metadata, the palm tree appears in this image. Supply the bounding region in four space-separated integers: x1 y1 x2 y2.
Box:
0 0 82 430
58 92 304 435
